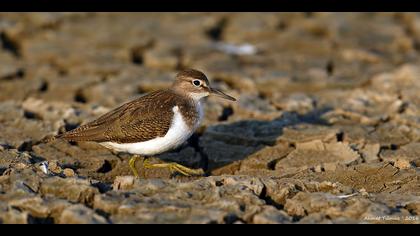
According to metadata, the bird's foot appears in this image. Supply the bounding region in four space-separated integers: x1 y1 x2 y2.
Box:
128 155 140 178
143 158 204 177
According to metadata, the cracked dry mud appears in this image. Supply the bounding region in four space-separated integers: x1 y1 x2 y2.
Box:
0 13 420 224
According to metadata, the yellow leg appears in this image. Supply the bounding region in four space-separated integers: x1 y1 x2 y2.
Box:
129 155 140 178
143 158 204 177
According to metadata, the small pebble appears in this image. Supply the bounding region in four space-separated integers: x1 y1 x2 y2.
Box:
49 161 63 174
113 176 136 190
394 159 412 169
15 163 28 169
63 168 76 177
359 188 369 197
39 161 49 175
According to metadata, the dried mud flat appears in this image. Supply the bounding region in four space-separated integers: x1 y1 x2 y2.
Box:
0 13 420 224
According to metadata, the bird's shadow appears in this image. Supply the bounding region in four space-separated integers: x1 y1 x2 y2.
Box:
162 106 334 175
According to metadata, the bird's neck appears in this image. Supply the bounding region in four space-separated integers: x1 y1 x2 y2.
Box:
169 89 204 131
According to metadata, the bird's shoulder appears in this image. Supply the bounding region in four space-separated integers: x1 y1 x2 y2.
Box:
94 89 178 125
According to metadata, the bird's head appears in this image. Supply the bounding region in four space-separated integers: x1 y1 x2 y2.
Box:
172 69 236 102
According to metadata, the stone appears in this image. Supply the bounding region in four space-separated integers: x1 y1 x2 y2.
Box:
112 176 136 191
59 204 108 224
360 143 381 163
8 196 50 218
0 207 29 224
40 177 99 204
238 142 292 172
252 206 291 224
275 140 360 175
283 191 407 223
63 168 76 177
393 159 412 169
381 142 420 164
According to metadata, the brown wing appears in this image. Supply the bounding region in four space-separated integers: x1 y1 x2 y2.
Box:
57 90 178 143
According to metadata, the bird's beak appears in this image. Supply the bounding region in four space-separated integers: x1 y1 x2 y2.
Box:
209 87 236 101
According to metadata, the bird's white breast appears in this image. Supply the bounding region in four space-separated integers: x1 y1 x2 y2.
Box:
100 105 202 156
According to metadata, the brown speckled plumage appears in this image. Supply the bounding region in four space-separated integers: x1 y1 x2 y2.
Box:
57 89 200 144
52 69 236 147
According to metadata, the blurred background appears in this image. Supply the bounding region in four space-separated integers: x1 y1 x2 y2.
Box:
1 13 419 120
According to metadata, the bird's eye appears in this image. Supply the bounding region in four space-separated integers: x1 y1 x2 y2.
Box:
192 80 201 87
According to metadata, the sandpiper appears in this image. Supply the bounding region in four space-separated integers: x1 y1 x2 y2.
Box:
50 69 236 177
